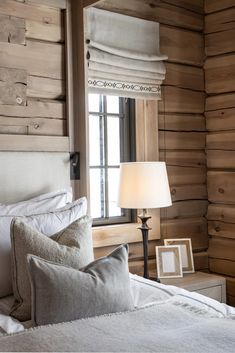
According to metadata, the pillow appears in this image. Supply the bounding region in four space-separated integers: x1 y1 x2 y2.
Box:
10 215 93 321
27 244 134 326
0 188 73 216
0 197 87 299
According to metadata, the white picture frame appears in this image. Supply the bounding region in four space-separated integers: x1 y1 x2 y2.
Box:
164 238 195 273
156 245 183 279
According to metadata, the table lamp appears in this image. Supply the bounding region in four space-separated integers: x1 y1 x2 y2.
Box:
117 162 172 279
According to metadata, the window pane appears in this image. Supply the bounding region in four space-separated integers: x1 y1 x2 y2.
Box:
108 168 121 217
89 115 102 166
107 117 120 166
107 96 119 114
88 94 100 112
90 168 103 218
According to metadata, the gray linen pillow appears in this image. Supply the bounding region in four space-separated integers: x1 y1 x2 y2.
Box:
27 244 134 326
10 216 93 321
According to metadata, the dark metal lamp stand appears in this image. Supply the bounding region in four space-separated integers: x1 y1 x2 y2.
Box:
138 209 151 279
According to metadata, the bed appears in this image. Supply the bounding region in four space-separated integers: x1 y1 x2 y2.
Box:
0 275 235 352
0 154 235 353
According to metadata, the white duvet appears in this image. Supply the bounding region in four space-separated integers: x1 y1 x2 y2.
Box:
1 274 234 335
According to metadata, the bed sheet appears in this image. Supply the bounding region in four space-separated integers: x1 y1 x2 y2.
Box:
1 274 234 335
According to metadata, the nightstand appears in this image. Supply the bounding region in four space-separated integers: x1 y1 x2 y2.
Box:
151 272 226 303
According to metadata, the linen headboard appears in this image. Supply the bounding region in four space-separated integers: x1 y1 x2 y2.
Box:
0 152 71 203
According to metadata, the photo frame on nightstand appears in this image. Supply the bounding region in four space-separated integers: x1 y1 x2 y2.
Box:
156 245 183 279
164 238 195 273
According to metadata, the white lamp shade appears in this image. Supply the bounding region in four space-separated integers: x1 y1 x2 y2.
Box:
117 162 172 209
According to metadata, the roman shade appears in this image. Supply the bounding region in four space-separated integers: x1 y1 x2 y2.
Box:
85 8 167 100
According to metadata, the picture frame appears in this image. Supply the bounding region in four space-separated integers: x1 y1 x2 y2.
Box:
156 245 183 279
164 238 195 273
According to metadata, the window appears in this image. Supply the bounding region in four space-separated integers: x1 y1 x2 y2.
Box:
88 94 135 225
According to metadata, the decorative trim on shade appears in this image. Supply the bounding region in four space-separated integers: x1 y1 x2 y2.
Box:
85 8 167 100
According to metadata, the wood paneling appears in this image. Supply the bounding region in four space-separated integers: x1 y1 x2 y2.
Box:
205 54 235 94
159 131 206 150
164 63 204 91
0 0 67 151
159 86 205 113
205 3 235 298
170 184 207 202
96 0 203 31
161 200 208 220
159 114 205 131
205 0 235 14
159 150 206 167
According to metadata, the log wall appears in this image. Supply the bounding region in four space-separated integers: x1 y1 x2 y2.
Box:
96 0 208 275
205 0 235 306
0 0 68 151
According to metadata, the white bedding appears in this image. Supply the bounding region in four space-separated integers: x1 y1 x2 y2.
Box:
0 274 234 335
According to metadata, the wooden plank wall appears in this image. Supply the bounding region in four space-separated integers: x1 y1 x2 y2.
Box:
96 0 208 275
0 0 68 151
205 0 235 306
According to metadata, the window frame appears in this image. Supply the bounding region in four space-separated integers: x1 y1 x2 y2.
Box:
88 94 136 226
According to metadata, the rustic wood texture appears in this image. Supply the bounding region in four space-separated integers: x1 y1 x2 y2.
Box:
205 4 235 303
95 0 207 275
0 0 66 151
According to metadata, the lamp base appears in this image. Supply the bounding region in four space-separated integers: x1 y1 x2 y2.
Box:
138 211 152 280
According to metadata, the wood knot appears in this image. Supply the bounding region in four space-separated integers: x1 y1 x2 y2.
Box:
16 96 23 105
218 188 224 194
34 124 39 129
171 189 176 195
215 226 220 232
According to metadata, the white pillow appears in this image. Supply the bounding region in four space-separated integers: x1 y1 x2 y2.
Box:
0 197 87 298
0 188 73 216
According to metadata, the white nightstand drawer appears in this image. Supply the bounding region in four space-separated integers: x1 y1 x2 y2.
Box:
196 285 222 302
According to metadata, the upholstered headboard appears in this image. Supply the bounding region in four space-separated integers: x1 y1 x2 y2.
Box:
0 152 71 203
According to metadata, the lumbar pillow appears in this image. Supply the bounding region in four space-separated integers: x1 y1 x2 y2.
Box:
10 215 93 321
27 244 134 326
0 197 86 299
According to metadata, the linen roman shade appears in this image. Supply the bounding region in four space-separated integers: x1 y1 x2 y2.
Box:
85 8 167 100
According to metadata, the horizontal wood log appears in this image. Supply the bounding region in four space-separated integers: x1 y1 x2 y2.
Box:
207 150 235 169
159 0 204 14
206 108 235 131
24 0 66 9
159 150 206 167
206 93 235 112
96 0 203 31
0 135 69 151
208 220 235 239
226 277 235 297
26 19 64 43
227 295 235 307
94 240 159 260
167 165 206 185
159 86 205 113
0 116 65 136
164 63 204 91
205 54 235 94
209 258 235 277
160 200 208 219
208 171 235 204
159 113 205 131
0 125 27 135
207 132 235 150
0 0 61 25
160 25 204 66
129 258 156 275
207 204 235 224
27 76 65 100
205 8 235 34
0 67 27 106
205 0 235 14
209 237 235 261
194 252 209 270
170 184 207 202
159 131 206 150
0 100 65 119
0 40 64 80
161 217 208 251
0 14 25 44
205 29 235 57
